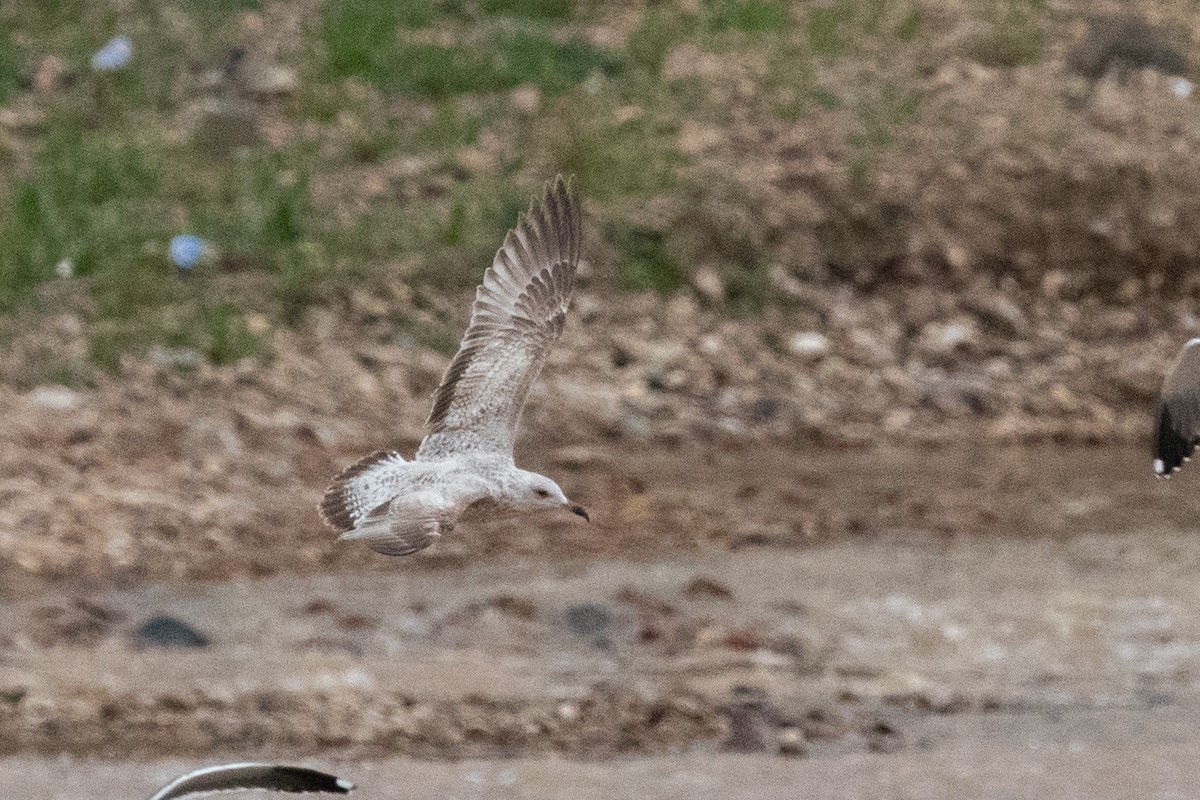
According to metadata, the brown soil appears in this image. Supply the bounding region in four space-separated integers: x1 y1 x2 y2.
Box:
2 440 1200 798
8 6 1200 795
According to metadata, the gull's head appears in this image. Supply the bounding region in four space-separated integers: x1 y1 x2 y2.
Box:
519 472 589 522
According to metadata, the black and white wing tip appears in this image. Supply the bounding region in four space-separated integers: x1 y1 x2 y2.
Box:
147 763 354 800
1154 404 1196 479
1155 338 1200 479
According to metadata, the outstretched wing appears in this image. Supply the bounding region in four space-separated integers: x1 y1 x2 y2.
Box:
338 497 456 557
416 175 581 461
319 450 409 533
1156 338 1200 477
147 763 354 800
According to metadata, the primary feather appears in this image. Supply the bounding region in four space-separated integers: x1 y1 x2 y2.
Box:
1155 337 1200 477
417 174 581 461
146 763 354 800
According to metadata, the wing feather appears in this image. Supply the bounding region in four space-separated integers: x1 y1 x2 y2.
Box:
1156 338 1200 476
417 175 581 460
338 505 454 557
147 763 354 800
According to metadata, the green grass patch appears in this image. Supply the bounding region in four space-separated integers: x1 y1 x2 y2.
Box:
609 223 686 294
964 0 1047 67
0 130 170 310
535 85 680 202
188 149 312 267
414 100 490 149
171 302 268 366
627 7 698 73
808 0 926 56
497 30 622 94
0 28 23 104
321 1 472 89
321 9 620 99
847 82 923 193
702 0 790 35
414 179 527 289
479 0 574 20
322 0 438 83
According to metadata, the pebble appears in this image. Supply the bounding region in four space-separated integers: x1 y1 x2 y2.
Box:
91 35 132 72
778 725 807 756
565 603 612 644
170 235 207 270
26 386 84 412
787 332 830 360
134 615 210 649
921 321 978 356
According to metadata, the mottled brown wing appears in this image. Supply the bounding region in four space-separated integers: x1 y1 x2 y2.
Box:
1156 338 1200 476
416 175 581 461
147 763 354 800
338 507 455 557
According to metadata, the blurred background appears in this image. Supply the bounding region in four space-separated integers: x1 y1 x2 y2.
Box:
2 1 1200 797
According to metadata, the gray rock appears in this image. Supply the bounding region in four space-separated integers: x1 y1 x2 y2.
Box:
787 332 830 361
135 616 210 649
565 603 611 644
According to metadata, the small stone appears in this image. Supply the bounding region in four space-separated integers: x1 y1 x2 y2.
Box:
510 84 541 114
683 576 734 600
944 243 971 272
778 725 807 756
1050 383 1079 413
170 235 207 270
724 629 759 651
692 267 724 302
920 320 978 356
26 386 84 412
135 616 210 649
33 55 65 93
487 594 537 620
678 119 723 155
613 105 643 124
91 35 133 72
1042 270 1068 298
239 62 298 96
720 686 772 753
966 294 1028 337
787 332 830 361
565 603 611 640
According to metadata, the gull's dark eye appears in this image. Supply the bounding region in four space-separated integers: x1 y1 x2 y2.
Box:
534 488 551 498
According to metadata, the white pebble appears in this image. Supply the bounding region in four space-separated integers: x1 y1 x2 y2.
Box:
787 331 830 360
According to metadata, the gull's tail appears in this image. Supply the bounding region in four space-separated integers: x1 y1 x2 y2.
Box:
147 763 354 800
319 450 409 532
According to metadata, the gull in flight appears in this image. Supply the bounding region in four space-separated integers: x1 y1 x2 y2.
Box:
1155 337 1200 477
147 763 354 799
320 175 589 556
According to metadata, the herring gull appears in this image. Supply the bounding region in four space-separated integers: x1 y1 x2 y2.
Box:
147 763 354 799
1155 337 1200 476
320 175 589 556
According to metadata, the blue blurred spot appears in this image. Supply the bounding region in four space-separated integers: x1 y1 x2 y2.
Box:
91 35 133 72
170 234 206 269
